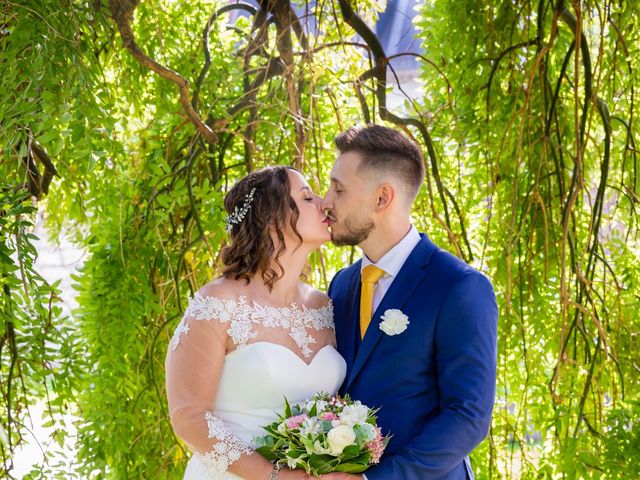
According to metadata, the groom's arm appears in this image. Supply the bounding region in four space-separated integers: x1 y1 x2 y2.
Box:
365 271 499 480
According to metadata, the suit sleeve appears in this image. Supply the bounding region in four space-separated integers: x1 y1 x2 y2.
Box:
365 271 499 480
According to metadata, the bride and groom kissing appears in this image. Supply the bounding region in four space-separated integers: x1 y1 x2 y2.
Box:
165 124 498 480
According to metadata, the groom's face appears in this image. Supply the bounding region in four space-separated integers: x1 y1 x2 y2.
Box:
322 151 376 246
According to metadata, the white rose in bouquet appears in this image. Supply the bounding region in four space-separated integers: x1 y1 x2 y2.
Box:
327 425 357 455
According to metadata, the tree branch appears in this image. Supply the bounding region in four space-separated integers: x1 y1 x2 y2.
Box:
109 0 218 144
337 0 472 258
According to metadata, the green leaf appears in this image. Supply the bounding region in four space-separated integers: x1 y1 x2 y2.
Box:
333 463 369 473
283 397 292 418
255 446 277 461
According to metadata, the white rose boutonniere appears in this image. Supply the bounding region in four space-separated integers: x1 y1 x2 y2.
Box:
379 309 410 336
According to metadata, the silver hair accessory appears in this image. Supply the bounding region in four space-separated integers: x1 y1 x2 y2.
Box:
226 187 256 232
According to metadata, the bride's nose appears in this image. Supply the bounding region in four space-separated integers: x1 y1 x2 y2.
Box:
321 197 332 212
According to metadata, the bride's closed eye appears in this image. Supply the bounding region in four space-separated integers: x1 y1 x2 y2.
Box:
303 189 320 202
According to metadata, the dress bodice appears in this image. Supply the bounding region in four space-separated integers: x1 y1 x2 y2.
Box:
214 342 346 444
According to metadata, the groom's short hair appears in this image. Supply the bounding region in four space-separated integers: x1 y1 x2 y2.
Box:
334 124 425 203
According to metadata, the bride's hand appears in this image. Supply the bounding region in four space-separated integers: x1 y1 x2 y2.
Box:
277 469 312 479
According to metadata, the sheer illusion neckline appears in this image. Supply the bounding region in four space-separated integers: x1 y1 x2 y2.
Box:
171 291 336 358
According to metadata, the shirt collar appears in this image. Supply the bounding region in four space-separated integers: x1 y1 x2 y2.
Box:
361 224 421 278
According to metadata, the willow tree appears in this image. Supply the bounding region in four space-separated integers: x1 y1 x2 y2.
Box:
1 0 638 479
413 1 639 476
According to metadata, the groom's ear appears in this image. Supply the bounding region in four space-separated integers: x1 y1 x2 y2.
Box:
374 183 396 213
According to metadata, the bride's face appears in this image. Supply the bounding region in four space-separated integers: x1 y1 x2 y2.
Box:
286 169 331 247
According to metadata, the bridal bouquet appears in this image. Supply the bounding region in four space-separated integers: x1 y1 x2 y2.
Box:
255 392 389 475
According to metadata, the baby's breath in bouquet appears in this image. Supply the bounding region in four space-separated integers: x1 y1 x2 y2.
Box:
255 392 389 475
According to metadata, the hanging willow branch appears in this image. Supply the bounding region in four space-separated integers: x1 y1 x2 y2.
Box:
109 0 219 144
336 0 473 261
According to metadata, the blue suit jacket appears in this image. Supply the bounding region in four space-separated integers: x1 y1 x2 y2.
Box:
328 234 498 479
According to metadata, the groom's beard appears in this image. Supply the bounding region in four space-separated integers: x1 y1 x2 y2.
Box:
331 215 375 246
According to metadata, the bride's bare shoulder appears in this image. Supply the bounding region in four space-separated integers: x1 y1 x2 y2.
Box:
299 283 331 310
197 277 247 301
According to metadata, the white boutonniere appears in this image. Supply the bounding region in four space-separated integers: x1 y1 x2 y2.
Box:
379 309 410 336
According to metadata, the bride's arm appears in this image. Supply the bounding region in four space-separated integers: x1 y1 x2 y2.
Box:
165 292 308 480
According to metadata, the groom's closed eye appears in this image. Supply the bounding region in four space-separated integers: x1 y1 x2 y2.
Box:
330 180 344 194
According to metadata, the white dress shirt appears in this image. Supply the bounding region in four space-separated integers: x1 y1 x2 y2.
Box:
360 224 422 313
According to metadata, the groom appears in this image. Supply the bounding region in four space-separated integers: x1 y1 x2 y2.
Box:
321 125 498 480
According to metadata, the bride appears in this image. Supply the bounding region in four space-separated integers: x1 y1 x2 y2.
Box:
165 166 347 479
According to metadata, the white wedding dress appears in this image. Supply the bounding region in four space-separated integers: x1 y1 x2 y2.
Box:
165 292 347 480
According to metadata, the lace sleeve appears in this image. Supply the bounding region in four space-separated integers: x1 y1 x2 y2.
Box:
165 295 254 478
199 412 253 474
169 293 253 350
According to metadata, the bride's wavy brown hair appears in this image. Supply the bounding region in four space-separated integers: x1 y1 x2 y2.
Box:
221 166 303 292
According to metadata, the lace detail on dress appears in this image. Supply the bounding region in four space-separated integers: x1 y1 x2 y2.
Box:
170 293 334 357
195 411 253 478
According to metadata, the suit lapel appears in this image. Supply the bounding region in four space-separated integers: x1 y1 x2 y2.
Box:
339 262 361 372
345 235 437 390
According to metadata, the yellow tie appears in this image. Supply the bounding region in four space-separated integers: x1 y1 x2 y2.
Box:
360 265 386 339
